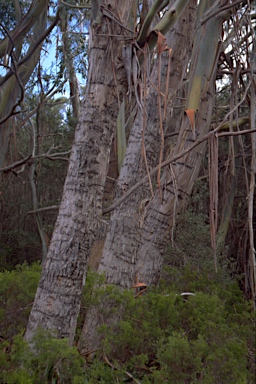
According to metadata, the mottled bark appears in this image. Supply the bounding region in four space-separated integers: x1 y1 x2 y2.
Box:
78 0 197 354
135 101 215 285
134 0 228 285
100 1 197 288
25 1 130 344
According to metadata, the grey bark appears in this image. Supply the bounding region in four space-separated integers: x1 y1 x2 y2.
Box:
78 0 197 354
133 0 228 284
25 0 130 344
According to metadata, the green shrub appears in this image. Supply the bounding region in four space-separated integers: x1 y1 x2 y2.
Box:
1 331 85 384
0 262 41 338
92 280 253 383
0 261 253 383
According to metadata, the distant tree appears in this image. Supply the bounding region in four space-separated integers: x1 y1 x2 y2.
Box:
0 0 60 169
0 0 88 266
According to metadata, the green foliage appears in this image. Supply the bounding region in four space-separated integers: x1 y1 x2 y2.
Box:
84 358 125 384
0 331 85 384
84 272 253 383
76 269 106 340
0 262 254 383
153 333 207 383
0 263 41 338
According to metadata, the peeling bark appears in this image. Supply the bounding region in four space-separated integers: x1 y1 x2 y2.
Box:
134 0 227 285
78 0 197 354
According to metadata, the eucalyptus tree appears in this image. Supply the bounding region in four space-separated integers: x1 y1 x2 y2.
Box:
0 0 89 170
0 0 60 170
0 0 88 264
25 0 256 351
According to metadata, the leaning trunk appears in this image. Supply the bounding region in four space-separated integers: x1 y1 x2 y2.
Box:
25 1 130 344
78 0 229 354
78 0 197 354
134 1 229 283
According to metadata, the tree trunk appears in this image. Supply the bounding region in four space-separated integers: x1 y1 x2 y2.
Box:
78 0 198 354
128 1 230 284
25 0 130 344
78 0 232 355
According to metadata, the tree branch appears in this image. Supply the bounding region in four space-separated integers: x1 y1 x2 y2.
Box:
0 0 48 58
0 24 25 124
0 150 71 173
200 0 246 26
0 8 60 88
137 0 169 46
0 155 32 172
103 126 256 215
27 205 59 214
60 0 91 9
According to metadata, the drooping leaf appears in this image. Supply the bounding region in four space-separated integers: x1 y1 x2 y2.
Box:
156 30 168 56
185 109 196 139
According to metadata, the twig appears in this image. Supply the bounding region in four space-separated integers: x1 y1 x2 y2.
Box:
200 0 245 26
80 348 100 358
103 353 141 384
0 155 32 172
217 128 253 137
27 205 59 214
103 127 256 215
0 150 71 173
60 0 91 9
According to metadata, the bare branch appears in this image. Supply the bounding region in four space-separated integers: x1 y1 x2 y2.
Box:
0 150 71 173
200 0 246 26
0 9 60 88
0 155 32 172
60 0 91 9
103 127 256 215
27 205 59 214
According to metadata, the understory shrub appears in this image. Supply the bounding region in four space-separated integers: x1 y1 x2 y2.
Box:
95 283 253 383
0 262 41 339
0 264 254 383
